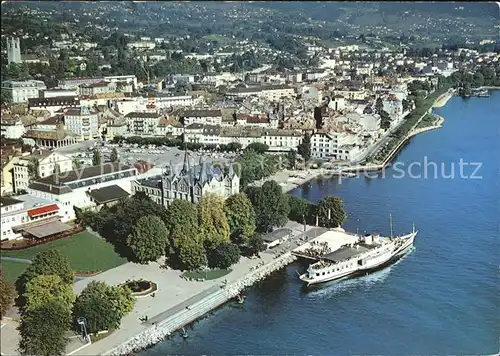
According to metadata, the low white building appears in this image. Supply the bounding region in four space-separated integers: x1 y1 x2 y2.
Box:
13 150 73 193
26 163 142 221
1 80 47 103
1 195 67 241
0 120 25 139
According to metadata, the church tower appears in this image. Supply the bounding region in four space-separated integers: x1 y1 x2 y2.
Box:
7 37 22 65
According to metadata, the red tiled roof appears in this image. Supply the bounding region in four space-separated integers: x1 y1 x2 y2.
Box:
27 204 59 218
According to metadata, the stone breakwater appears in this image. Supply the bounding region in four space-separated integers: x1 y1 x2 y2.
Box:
104 253 297 356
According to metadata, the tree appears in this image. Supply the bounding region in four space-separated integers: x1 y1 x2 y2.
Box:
245 142 269 154
92 149 101 166
207 243 241 269
198 193 231 246
288 196 312 225
316 196 347 228
18 299 71 356
297 132 311 164
0 270 15 318
72 157 81 170
227 142 242 152
109 148 119 162
17 250 74 296
287 149 297 169
247 233 266 255
177 238 208 271
25 275 75 312
164 199 200 266
224 193 256 246
27 157 40 182
73 281 135 334
375 97 384 114
127 215 169 264
252 180 290 232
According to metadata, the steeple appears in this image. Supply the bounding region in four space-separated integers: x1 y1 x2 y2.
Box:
199 156 207 183
181 145 189 175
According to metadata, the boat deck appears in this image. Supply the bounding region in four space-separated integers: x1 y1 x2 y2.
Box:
320 243 377 263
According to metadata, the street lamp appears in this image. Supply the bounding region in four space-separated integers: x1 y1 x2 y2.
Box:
76 317 89 343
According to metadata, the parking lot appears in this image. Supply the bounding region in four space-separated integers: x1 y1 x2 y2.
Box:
56 140 237 168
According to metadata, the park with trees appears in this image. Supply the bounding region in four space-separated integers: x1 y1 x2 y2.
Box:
2 250 136 356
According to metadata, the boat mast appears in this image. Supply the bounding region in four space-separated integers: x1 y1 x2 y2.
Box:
390 213 393 238
412 222 415 233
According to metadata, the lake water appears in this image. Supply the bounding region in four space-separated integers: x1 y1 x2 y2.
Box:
142 93 499 355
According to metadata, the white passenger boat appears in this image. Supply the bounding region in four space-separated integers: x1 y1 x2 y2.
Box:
299 223 417 286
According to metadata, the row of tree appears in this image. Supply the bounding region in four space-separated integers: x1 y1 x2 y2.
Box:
79 192 259 271
7 250 135 356
80 183 347 272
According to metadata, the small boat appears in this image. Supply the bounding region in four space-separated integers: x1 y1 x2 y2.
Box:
236 294 246 304
181 327 189 339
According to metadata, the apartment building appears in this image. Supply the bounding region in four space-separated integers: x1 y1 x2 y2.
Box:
64 106 100 140
124 112 162 136
184 125 303 151
12 150 73 193
179 109 223 126
1 80 47 103
311 131 362 161
226 85 296 101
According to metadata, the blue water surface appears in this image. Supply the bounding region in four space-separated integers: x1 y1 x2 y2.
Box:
142 93 499 355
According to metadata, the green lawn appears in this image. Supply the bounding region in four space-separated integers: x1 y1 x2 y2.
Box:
1 231 127 274
1 260 29 283
182 269 231 281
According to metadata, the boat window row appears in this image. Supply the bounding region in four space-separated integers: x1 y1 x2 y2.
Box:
315 262 356 276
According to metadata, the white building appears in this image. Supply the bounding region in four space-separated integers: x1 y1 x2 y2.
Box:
40 89 78 98
226 85 296 101
12 151 73 193
64 106 100 140
59 75 137 90
1 80 47 103
124 112 162 136
179 109 222 126
311 131 362 161
184 125 303 151
0 120 25 139
1 195 67 241
26 163 142 221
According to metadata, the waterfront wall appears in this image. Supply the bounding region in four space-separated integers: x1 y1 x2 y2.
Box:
104 253 297 355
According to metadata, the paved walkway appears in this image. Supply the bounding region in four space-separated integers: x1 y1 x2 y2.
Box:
0 257 32 264
71 222 323 355
1 319 20 356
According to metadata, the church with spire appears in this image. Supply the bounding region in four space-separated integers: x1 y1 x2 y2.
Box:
131 150 239 207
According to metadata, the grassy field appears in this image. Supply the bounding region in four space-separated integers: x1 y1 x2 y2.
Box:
1 260 29 283
1 231 127 274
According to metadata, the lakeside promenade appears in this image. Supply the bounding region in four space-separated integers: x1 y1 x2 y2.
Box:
70 222 326 355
